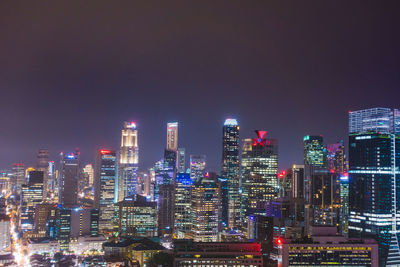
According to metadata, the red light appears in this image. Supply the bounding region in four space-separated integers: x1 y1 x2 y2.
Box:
278 170 286 178
330 169 335 174
276 237 283 245
100 149 111 155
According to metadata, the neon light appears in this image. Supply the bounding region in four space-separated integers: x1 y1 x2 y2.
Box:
127 121 136 128
253 130 268 146
100 149 111 155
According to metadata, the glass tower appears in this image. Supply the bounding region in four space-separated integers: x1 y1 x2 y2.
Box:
241 131 278 224
94 149 117 232
118 121 139 201
221 118 240 230
348 107 400 266
190 154 206 183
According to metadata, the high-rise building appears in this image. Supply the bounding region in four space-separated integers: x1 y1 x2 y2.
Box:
94 149 117 232
303 135 326 167
191 172 220 242
189 155 206 183
118 121 139 201
177 148 186 173
327 141 346 173
58 208 71 251
59 151 80 207
37 149 49 200
174 173 193 238
348 107 400 265
167 122 178 151
47 161 57 199
221 118 240 230
339 174 349 236
20 171 44 231
12 163 25 194
114 195 157 238
83 164 94 188
241 131 278 221
0 215 10 253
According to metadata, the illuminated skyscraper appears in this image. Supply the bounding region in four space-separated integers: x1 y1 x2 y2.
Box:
241 131 278 222
189 155 206 183
191 172 220 242
12 162 25 194
174 173 193 238
59 150 80 207
348 108 400 266
177 148 186 173
118 121 139 201
83 164 94 188
94 149 117 232
167 122 178 151
20 171 44 231
339 174 349 236
327 141 346 173
221 118 240 230
303 135 326 167
37 149 49 200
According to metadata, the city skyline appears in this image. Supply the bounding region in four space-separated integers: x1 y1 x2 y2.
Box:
2 2 400 172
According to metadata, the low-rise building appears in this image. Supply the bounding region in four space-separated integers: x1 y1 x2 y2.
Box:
69 235 106 255
174 239 263 267
278 226 379 267
27 238 60 255
103 237 166 266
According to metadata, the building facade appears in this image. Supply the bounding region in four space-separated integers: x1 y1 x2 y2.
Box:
59 151 80 207
94 149 117 232
118 121 139 201
221 118 240 230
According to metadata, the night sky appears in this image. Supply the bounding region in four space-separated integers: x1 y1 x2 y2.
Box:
1 1 400 172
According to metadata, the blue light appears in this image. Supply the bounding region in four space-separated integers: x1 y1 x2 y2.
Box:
340 176 349 181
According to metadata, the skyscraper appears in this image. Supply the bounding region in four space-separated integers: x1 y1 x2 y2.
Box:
59 151 80 207
177 148 186 173
241 131 278 223
348 107 400 266
191 172 220 242
94 149 117 232
303 135 326 167
20 171 44 231
37 149 49 200
118 121 139 201
221 118 240 230
174 173 193 238
12 162 25 194
167 122 178 151
327 141 346 173
189 155 206 183
83 164 94 188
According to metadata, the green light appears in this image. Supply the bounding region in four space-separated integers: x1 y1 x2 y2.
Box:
303 135 310 141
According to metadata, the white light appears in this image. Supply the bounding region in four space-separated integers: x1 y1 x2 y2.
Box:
224 118 238 126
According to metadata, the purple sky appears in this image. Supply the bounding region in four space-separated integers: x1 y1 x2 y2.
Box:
1 1 400 172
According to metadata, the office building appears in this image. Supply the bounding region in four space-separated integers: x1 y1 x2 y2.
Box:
37 149 49 200
174 240 263 266
20 171 44 231
174 173 193 238
348 108 400 265
241 131 278 221
59 151 80 207
83 164 94 188
189 154 206 182
177 148 186 173
327 141 346 173
221 118 240 230
34 203 58 238
58 208 71 251
0 215 10 253
167 122 178 151
278 227 378 267
340 174 349 236
191 173 220 242
303 135 326 167
12 162 25 194
218 177 229 230
115 194 157 238
118 121 139 201
94 149 117 232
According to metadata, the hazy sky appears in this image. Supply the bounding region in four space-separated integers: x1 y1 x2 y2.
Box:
1 1 400 171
